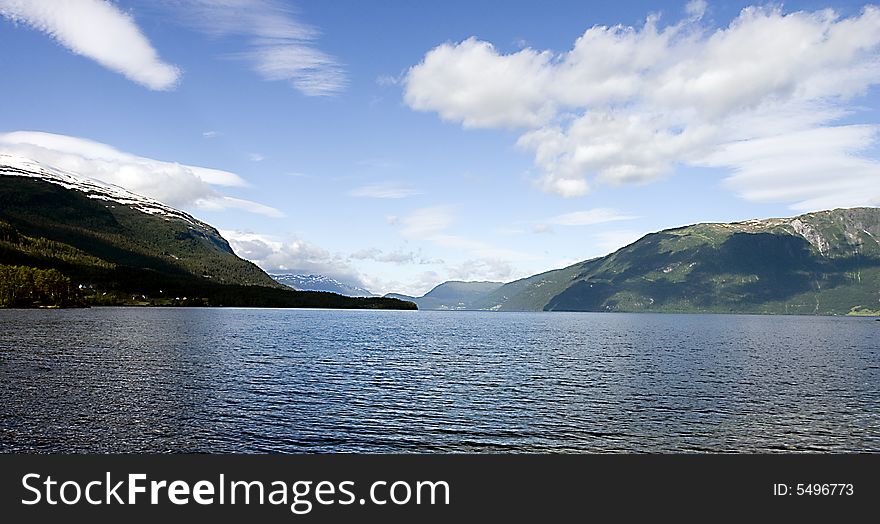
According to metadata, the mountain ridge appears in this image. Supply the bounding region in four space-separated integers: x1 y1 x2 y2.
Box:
472 207 880 315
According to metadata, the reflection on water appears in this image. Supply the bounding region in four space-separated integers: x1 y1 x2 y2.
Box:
1 308 878 452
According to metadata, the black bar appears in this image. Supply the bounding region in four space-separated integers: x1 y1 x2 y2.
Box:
0 454 875 521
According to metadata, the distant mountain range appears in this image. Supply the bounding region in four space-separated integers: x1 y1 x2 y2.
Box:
0 154 415 310
386 281 503 310
387 208 880 315
271 273 375 297
5 153 877 315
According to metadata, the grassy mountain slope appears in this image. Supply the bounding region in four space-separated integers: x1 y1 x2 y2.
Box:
0 175 275 286
475 208 880 315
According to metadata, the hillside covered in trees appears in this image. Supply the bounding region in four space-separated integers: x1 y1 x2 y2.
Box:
0 265 84 308
0 159 415 310
471 208 880 315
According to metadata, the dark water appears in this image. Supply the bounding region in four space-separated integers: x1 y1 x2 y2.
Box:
1 308 878 453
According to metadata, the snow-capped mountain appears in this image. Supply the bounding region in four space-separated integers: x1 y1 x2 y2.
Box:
0 153 283 293
0 153 209 230
0 154 416 309
271 273 375 297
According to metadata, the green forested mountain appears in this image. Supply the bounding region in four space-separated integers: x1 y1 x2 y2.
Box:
0 159 414 310
473 208 880 315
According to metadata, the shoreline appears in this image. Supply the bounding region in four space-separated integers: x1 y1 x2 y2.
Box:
3 304 878 318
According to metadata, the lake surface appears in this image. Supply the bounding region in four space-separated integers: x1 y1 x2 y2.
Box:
1 308 878 453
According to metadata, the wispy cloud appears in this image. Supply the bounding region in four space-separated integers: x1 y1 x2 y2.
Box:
390 205 540 285
396 206 539 261
198 196 284 218
532 223 553 234
0 0 180 90
446 258 513 282
376 72 405 86
545 208 638 226
249 153 265 162
169 0 345 96
0 131 282 217
428 234 535 262
705 124 880 210
349 247 440 265
355 158 401 170
202 130 220 138
369 270 446 298
685 0 708 20
349 182 421 199
405 4 880 209
399 206 456 238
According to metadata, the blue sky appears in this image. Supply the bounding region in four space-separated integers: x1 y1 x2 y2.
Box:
1 0 879 295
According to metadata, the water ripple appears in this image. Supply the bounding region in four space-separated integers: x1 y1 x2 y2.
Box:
1 308 878 453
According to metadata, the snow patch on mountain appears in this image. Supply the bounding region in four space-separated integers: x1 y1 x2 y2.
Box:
0 153 211 230
271 273 375 297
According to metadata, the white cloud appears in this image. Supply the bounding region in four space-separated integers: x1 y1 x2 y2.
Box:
249 153 265 162
170 0 345 96
376 73 404 86
409 271 444 295
349 247 440 265
685 0 708 20
197 196 285 218
405 4 880 209
429 234 535 261
703 124 880 210
375 270 446 298
356 158 401 170
0 0 179 90
447 258 513 281
496 226 527 236
349 182 421 199
222 230 371 288
390 205 541 286
531 223 553 234
545 208 638 226
399 206 456 238
202 130 220 138
404 38 555 128
0 131 282 217
396 206 540 261
349 247 382 260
